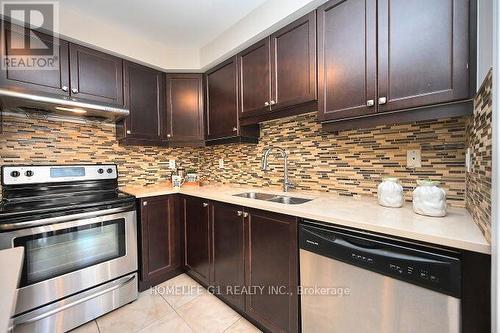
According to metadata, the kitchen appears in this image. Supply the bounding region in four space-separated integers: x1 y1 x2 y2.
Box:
0 0 497 332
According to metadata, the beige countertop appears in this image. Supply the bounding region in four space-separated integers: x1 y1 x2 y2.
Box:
0 247 24 333
121 184 491 255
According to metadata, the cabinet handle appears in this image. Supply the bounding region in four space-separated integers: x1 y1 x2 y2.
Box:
237 211 243 216
264 101 270 106
366 99 374 107
270 100 276 105
232 127 238 132
203 202 209 208
378 97 387 105
71 88 78 94
243 212 249 218
143 201 147 206
126 130 131 134
62 85 68 92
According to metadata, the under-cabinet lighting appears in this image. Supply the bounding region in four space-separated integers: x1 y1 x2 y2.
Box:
55 106 87 114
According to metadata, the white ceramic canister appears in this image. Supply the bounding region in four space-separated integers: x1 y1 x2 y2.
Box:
412 180 447 217
377 177 404 208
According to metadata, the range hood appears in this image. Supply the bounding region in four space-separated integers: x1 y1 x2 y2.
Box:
0 88 129 122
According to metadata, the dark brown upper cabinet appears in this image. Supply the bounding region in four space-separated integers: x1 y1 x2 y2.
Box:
69 44 123 106
211 202 245 312
237 38 271 117
182 195 211 286
270 11 317 112
0 22 70 97
118 61 166 145
138 195 180 291
206 57 239 140
318 0 473 129
317 0 377 121
165 74 205 146
0 21 125 107
205 56 259 145
376 0 470 112
238 11 317 124
244 208 299 333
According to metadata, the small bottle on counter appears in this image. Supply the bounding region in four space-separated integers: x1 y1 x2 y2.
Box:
177 167 185 179
412 180 447 217
377 177 404 208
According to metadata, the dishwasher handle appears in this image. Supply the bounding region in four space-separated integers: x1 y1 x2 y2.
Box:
299 223 462 298
304 226 441 265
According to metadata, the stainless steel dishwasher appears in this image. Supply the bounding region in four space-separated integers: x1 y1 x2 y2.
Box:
299 221 462 333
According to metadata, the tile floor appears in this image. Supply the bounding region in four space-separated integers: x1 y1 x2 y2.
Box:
70 274 262 333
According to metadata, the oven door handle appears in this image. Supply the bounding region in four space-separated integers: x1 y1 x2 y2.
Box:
13 274 136 326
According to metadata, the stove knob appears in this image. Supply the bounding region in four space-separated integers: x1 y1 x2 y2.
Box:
10 171 20 178
25 170 34 177
106 168 113 174
98 168 104 174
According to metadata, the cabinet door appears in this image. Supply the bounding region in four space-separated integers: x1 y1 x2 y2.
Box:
245 209 298 333
182 196 211 286
0 22 69 96
377 0 470 112
237 38 271 117
270 11 317 111
317 0 377 121
121 61 166 144
166 74 204 145
211 202 245 311
206 57 239 140
139 195 179 291
69 43 123 105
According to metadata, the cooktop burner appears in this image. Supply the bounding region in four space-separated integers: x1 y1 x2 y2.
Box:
0 164 136 224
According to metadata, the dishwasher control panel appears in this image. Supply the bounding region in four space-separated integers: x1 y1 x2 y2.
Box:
299 222 461 298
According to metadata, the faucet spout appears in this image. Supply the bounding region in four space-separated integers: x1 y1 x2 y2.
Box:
260 147 294 192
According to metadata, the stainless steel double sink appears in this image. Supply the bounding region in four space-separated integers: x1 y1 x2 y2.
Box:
233 192 312 205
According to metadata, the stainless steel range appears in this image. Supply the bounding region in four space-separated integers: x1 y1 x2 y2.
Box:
0 164 138 333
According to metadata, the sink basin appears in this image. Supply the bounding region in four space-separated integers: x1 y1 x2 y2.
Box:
233 192 277 200
266 196 312 205
233 192 312 205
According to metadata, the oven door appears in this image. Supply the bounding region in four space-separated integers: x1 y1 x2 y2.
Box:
0 205 137 315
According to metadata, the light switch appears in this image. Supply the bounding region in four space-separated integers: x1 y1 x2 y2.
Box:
168 159 176 169
407 149 421 168
466 148 471 172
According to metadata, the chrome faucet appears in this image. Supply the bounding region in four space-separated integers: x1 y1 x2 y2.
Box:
261 147 294 192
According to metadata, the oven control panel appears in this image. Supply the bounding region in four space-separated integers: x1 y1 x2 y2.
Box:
2 165 118 185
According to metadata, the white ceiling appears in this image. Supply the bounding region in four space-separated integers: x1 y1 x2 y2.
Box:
50 0 326 70
60 0 268 50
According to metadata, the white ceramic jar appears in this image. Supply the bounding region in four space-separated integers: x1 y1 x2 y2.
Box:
377 178 404 208
412 180 447 217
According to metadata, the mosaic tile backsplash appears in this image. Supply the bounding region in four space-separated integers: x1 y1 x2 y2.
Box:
0 114 201 191
200 114 467 207
466 69 493 242
0 111 467 208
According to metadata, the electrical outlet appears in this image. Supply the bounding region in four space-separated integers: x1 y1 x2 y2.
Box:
218 158 224 169
407 149 421 168
466 148 471 172
168 159 176 169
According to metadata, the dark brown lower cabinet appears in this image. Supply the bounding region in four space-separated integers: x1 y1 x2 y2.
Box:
211 202 245 311
138 195 180 291
182 195 211 286
244 209 299 333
